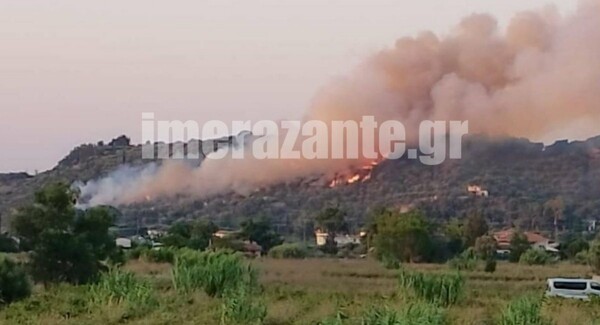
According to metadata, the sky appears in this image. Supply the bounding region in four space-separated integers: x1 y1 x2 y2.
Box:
0 0 579 173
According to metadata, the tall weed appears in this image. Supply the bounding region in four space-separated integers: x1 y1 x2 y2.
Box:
88 268 156 316
500 295 553 325
172 249 258 297
398 269 463 306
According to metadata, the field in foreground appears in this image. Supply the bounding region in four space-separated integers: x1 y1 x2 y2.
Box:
1 258 600 324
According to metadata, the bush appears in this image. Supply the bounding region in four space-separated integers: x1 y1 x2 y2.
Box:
398 269 464 306
172 249 258 297
448 248 477 271
268 243 308 259
88 268 156 316
143 247 176 264
0 256 32 305
500 295 552 325
361 303 446 325
519 248 552 265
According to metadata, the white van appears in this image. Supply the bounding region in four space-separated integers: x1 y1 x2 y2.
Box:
545 278 600 300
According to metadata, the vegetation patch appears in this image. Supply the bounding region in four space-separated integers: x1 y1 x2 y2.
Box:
398 269 464 306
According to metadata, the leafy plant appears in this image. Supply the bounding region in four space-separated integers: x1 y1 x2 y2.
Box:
0 255 32 305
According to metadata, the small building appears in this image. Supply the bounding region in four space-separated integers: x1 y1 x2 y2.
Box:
214 229 239 239
467 185 489 197
314 230 362 247
493 229 558 252
115 237 132 249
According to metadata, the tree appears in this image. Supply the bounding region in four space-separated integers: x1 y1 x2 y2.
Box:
474 235 497 260
508 231 530 263
444 218 465 256
463 212 488 247
316 206 348 236
564 238 589 260
239 218 283 253
315 206 348 254
545 197 564 240
162 220 218 250
12 183 118 285
372 210 434 263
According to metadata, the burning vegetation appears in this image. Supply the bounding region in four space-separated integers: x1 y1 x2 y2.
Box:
327 160 381 188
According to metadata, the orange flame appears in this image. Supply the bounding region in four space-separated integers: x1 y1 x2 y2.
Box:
327 159 382 188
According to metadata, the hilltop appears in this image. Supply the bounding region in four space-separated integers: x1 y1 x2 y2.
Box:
2 134 600 237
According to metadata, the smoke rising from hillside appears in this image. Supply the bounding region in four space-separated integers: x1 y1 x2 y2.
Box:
79 1 600 206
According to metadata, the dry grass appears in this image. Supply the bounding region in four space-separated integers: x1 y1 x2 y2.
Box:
1 257 599 324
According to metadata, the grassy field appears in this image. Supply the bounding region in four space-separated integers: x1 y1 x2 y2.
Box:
1 257 600 324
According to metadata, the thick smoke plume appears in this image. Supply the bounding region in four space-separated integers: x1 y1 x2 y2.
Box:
79 1 600 206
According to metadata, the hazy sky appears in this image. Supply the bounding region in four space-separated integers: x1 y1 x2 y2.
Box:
0 0 578 173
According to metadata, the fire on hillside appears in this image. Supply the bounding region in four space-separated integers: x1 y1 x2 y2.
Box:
327 160 381 188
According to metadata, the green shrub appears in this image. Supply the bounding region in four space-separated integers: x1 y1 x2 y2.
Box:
0 255 32 305
172 249 258 297
448 248 478 271
220 285 267 325
398 269 464 306
143 247 176 264
361 303 446 325
519 248 552 266
500 295 552 325
88 268 156 316
268 243 308 259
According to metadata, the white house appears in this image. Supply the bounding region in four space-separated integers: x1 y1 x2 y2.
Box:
115 237 132 249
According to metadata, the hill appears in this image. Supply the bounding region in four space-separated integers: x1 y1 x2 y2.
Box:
2 134 600 236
